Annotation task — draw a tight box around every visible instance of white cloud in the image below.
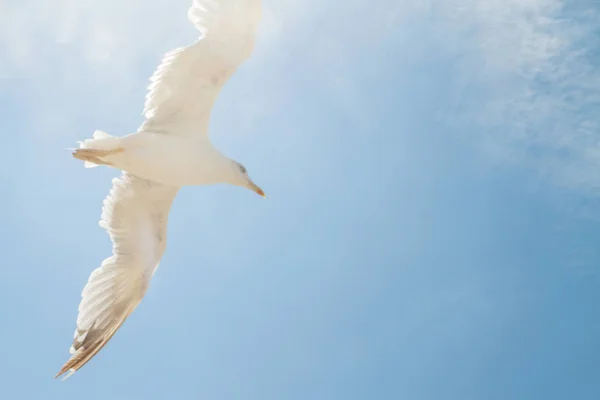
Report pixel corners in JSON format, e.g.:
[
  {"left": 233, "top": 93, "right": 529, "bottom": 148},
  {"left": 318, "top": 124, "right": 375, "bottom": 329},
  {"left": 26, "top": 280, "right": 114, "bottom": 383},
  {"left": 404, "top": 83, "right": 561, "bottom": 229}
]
[{"left": 0, "top": 0, "right": 325, "bottom": 133}]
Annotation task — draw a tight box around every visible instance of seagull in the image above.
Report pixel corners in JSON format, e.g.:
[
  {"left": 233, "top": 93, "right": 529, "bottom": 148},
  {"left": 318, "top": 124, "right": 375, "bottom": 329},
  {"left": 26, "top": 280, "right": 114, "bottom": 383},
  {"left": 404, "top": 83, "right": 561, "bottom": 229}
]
[{"left": 55, "top": 0, "right": 264, "bottom": 380}]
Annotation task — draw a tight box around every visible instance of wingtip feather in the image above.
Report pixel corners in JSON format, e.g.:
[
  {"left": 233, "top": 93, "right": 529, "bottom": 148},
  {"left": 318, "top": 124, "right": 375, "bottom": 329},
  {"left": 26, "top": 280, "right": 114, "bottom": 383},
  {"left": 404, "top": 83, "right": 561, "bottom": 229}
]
[{"left": 54, "top": 363, "right": 76, "bottom": 380}]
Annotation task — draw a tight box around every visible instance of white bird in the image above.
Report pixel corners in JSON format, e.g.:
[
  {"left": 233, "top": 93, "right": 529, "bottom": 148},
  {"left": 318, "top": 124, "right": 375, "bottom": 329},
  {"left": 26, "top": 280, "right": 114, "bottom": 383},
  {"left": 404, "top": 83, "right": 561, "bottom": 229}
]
[{"left": 55, "top": 0, "right": 264, "bottom": 379}]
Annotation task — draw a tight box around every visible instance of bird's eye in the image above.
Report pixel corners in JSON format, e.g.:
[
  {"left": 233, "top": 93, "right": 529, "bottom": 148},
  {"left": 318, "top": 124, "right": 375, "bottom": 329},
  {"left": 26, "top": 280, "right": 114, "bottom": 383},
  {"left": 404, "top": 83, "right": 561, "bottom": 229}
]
[{"left": 239, "top": 164, "right": 247, "bottom": 174}]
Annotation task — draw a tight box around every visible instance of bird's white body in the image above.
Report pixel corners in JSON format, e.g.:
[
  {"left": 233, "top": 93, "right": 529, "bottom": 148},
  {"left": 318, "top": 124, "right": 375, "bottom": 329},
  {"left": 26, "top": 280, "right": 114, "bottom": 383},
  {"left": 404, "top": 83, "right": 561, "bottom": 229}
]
[
  {"left": 56, "top": 0, "right": 265, "bottom": 379},
  {"left": 97, "top": 131, "right": 231, "bottom": 186}
]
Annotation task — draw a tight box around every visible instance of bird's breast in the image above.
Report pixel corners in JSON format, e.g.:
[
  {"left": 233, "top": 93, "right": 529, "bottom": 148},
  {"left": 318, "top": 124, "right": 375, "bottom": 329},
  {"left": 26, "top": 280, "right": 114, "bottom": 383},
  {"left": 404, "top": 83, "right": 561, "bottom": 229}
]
[{"left": 116, "top": 132, "right": 226, "bottom": 187}]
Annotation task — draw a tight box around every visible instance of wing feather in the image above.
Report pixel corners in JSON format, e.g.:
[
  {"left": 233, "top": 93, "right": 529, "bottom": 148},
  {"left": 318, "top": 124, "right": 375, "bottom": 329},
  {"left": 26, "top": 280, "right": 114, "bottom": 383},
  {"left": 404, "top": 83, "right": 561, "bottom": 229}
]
[
  {"left": 55, "top": 174, "right": 179, "bottom": 379},
  {"left": 138, "top": 0, "right": 262, "bottom": 138}
]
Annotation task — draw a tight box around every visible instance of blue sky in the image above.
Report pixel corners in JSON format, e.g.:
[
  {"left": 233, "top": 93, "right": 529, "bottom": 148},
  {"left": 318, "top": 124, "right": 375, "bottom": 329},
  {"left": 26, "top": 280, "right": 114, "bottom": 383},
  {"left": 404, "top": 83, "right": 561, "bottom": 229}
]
[{"left": 1, "top": 0, "right": 600, "bottom": 398}]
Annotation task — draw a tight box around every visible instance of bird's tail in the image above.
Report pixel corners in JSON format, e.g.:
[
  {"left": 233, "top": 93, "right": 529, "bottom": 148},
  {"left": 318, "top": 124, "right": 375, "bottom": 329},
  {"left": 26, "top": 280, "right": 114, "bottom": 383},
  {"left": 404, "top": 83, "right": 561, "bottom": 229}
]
[{"left": 73, "top": 130, "right": 124, "bottom": 168}]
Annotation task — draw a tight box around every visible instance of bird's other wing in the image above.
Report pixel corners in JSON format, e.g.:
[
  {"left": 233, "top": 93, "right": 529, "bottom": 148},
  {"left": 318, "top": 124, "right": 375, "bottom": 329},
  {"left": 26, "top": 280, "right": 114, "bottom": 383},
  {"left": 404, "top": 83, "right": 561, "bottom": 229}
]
[
  {"left": 138, "top": 0, "right": 263, "bottom": 138},
  {"left": 55, "top": 174, "right": 179, "bottom": 379}
]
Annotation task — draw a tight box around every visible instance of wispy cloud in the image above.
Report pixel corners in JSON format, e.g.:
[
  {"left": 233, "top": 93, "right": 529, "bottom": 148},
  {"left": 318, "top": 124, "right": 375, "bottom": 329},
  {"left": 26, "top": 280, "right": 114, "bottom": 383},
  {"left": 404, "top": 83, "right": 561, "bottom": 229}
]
[
  {"left": 428, "top": 0, "right": 600, "bottom": 192},
  {"left": 2, "top": 0, "right": 598, "bottom": 193}
]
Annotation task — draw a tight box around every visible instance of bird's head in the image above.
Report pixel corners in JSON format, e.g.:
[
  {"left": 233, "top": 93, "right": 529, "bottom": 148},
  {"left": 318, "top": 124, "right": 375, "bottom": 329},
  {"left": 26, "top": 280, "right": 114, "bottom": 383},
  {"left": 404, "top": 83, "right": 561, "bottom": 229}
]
[{"left": 228, "top": 160, "right": 266, "bottom": 198}]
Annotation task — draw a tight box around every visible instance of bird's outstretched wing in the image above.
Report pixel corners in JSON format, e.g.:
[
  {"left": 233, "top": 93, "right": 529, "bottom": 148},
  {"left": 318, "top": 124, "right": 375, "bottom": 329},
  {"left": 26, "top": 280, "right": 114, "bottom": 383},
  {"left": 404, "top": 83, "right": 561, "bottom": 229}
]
[
  {"left": 55, "top": 174, "right": 179, "bottom": 379},
  {"left": 139, "top": 0, "right": 263, "bottom": 138}
]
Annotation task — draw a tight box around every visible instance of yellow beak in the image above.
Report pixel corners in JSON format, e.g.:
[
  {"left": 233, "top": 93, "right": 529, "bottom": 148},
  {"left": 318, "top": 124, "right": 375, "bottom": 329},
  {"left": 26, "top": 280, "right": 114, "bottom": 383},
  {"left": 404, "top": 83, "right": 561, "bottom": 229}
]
[{"left": 248, "top": 182, "right": 266, "bottom": 198}]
